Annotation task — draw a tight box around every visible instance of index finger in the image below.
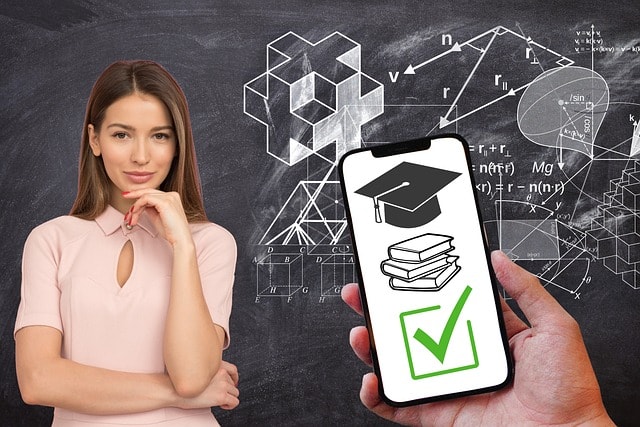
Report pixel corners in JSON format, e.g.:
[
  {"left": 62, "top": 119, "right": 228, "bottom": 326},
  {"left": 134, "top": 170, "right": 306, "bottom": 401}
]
[{"left": 121, "top": 188, "right": 163, "bottom": 198}]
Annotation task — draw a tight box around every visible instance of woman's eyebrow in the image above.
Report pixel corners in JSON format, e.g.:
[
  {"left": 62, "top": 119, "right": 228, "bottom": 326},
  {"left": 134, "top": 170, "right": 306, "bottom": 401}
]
[
  {"left": 106, "top": 123, "right": 174, "bottom": 132},
  {"left": 150, "top": 125, "right": 174, "bottom": 132},
  {"left": 107, "top": 123, "right": 135, "bottom": 130}
]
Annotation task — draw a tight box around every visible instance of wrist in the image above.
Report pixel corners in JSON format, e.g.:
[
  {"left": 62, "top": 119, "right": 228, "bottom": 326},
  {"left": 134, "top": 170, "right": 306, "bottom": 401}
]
[
  {"left": 581, "top": 412, "right": 615, "bottom": 427},
  {"left": 157, "top": 374, "right": 186, "bottom": 409},
  {"left": 568, "top": 404, "right": 615, "bottom": 427},
  {"left": 171, "top": 237, "right": 196, "bottom": 253},
  {"left": 172, "top": 390, "right": 205, "bottom": 410},
  {"left": 163, "top": 375, "right": 197, "bottom": 410}
]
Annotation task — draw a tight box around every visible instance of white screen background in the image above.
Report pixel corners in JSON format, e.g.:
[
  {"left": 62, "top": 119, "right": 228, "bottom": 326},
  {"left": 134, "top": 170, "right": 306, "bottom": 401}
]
[{"left": 341, "top": 136, "right": 510, "bottom": 404}]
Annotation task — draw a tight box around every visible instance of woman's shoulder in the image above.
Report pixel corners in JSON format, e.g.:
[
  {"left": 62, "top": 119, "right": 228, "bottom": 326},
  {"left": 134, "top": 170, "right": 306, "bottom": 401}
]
[
  {"left": 27, "top": 214, "right": 94, "bottom": 244},
  {"left": 189, "top": 221, "right": 236, "bottom": 249}
]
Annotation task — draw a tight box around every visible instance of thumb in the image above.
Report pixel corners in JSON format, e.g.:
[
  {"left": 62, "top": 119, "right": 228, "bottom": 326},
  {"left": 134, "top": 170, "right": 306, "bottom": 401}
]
[{"left": 490, "top": 250, "right": 570, "bottom": 327}]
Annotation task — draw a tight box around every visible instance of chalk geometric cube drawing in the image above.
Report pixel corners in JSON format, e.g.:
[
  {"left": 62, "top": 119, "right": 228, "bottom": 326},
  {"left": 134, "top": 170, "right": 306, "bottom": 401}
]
[
  {"left": 320, "top": 254, "right": 356, "bottom": 297},
  {"left": 244, "top": 31, "right": 384, "bottom": 166},
  {"left": 256, "top": 253, "right": 304, "bottom": 297},
  {"left": 586, "top": 161, "right": 640, "bottom": 289}
]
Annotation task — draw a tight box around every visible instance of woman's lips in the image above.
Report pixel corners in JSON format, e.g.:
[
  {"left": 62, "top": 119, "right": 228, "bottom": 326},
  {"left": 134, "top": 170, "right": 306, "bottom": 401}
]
[{"left": 124, "top": 172, "right": 154, "bottom": 184}]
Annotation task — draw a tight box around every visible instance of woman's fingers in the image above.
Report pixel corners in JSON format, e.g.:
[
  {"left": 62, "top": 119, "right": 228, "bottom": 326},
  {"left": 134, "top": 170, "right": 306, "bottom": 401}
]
[
  {"left": 212, "top": 365, "right": 240, "bottom": 410},
  {"left": 219, "top": 361, "right": 239, "bottom": 386},
  {"left": 122, "top": 189, "right": 164, "bottom": 227},
  {"left": 121, "top": 190, "right": 189, "bottom": 244}
]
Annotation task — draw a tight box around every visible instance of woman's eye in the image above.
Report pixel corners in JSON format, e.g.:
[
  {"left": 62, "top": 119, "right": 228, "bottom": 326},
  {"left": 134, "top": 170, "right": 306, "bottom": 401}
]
[
  {"left": 113, "top": 132, "right": 128, "bottom": 140},
  {"left": 153, "top": 133, "right": 171, "bottom": 141}
]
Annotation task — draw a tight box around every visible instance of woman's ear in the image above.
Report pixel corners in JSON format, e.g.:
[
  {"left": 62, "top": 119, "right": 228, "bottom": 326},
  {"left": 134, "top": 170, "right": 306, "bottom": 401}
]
[{"left": 87, "top": 124, "right": 101, "bottom": 156}]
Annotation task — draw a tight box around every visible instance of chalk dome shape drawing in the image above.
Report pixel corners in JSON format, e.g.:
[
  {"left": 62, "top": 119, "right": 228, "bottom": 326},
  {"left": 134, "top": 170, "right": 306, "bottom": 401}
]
[{"left": 517, "top": 66, "right": 609, "bottom": 158}]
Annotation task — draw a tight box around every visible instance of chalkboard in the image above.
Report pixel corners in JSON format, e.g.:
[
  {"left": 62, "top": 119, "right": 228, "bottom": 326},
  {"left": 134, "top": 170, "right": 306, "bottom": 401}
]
[{"left": 1, "top": 1, "right": 639, "bottom": 425}]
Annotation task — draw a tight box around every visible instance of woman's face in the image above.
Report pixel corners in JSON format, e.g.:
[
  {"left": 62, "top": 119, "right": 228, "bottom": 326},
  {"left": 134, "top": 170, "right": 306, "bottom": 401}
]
[{"left": 88, "top": 92, "right": 176, "bottom": 211}]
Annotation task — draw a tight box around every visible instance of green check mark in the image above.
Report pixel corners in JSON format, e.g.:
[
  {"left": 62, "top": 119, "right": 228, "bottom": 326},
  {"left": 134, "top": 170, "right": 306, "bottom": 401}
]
[{"left": 412, "top": 285, "right": 472, "bottom": 363}]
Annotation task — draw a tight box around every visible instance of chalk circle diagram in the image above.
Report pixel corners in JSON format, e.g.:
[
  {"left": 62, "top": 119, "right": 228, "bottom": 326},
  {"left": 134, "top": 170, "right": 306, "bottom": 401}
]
[{"left": 517, "top": 66, "right": 610, "bottom": 159}]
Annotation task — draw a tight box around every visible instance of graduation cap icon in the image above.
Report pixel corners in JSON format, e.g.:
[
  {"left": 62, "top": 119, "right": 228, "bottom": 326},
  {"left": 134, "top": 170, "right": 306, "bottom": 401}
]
[{"left": 355, "top": 161, "right": 461, "bottom": 228}]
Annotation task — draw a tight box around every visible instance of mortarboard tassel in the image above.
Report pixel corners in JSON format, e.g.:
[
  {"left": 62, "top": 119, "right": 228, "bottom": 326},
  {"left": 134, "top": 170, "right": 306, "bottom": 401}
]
[
  {"left": 373, "top": 182, "right": 410, "bottom": 223},
  {"left": 374, "top": 199, "right": 382, "bottom": 223}
]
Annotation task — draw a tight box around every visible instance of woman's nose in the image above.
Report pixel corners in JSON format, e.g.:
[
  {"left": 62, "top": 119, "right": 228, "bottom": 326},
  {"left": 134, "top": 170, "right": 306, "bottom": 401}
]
[{"left": 131, "top": 139, "right": 150, "bottom": 165}]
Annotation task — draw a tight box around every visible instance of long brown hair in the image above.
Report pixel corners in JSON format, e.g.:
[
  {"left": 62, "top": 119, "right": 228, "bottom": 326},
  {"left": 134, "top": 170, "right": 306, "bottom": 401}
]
[{"left": 70, "top": 60, "right": 208, "bottom": 222}]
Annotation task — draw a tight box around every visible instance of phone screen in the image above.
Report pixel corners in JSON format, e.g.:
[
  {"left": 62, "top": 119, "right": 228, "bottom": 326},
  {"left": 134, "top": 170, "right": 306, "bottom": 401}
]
[{"left": 340, "top": 134, "right": 512, "bottom": 406}]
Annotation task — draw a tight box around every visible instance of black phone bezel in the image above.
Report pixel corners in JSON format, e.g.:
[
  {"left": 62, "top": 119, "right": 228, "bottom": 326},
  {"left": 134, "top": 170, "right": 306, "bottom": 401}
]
[{"left": 338, "top": 133, "right": 514, "bottom": 407}]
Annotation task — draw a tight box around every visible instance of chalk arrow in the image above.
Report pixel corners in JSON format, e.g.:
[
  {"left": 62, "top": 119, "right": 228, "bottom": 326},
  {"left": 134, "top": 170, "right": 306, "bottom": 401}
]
[
  {"left": 439, "top": 88, "right": 516, "bottom": 129},
  {"left": 557, "top": 123, "right": 566, "bottom": 169},
  {"left": 404, "top": 42, "right": 462, "bottom": 74}
]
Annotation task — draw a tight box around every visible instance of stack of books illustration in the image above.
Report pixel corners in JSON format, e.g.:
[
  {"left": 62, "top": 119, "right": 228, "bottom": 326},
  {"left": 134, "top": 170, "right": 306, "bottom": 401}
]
[{"left": 381, "top": 233, "right": 461, "bottom": 291}]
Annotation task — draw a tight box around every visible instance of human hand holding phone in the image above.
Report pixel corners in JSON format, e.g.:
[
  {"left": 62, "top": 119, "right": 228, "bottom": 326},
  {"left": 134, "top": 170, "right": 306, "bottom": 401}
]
[{"left": 342, "top": 251, "right": 614, "bottom": 426}]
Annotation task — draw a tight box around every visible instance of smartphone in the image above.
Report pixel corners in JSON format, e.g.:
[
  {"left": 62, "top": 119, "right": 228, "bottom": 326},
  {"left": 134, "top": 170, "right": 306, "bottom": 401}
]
[{"left": 339, "top": 134, "right": 512, "bottom": 406}]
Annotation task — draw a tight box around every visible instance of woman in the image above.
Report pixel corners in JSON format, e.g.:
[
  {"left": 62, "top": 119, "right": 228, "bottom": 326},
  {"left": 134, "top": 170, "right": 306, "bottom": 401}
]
[{"left": 14, "top": 60, "right": 239, "bottom": 426}]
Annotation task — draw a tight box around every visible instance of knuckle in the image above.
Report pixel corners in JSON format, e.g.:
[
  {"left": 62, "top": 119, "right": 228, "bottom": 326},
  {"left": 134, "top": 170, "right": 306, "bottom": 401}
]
[{"left": 564, "top": 315, "right": 581, "bottom": 332}]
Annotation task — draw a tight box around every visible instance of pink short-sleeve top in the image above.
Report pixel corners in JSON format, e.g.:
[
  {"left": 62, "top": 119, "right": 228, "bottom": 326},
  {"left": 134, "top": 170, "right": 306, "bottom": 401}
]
[{"left": 14, "top": 205, "right": 237, "bottom": 426}]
